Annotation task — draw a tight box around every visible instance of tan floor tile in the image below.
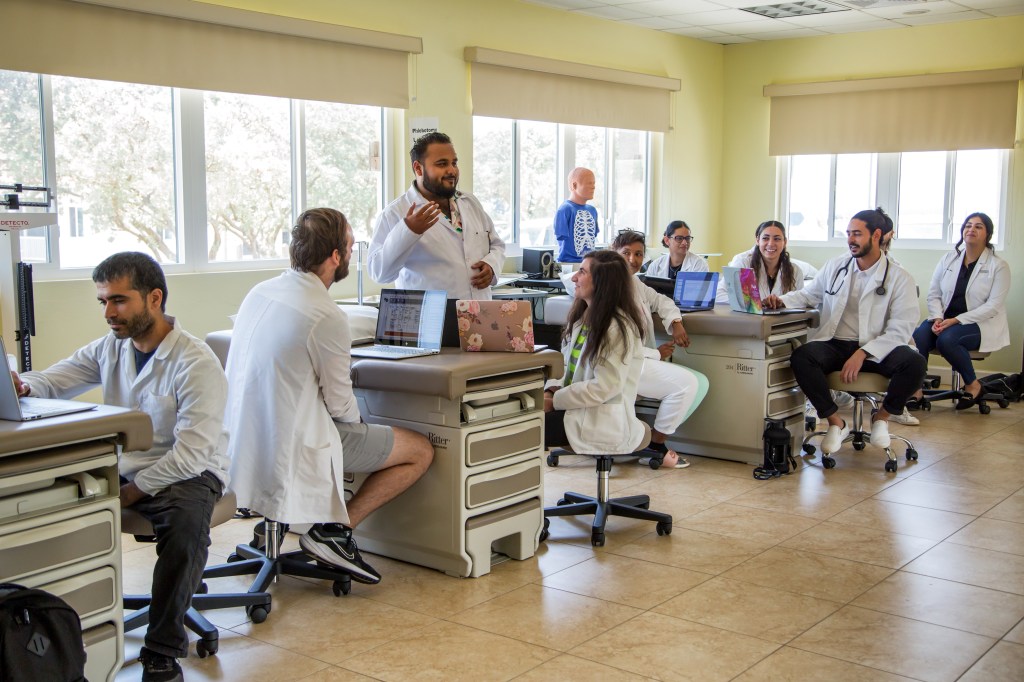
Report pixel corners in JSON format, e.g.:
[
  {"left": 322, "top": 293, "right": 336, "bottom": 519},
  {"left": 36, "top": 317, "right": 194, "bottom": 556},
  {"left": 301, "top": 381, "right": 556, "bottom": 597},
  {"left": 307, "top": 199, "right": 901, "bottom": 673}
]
[
  {"left": 773, "top": 467, "right": 901, "bottom": 499},
  {"left": 676, "top": 503, "right": 819, "bottom": 546},
  {"left": 948, "top": 517, "right": 1024, "bottom": 556},
  {"left": 569, "top": 611, "right": 778, "bottom": 681},
  {"left": 341, "top": 621, "right": 556, "bottom": 681},
  {"left": 732, "top": 646, "right": 916, "bottom": 681},
  {"left": 608, "top": 526, "right": 768, "bottom": 575},
  {"left": 829, "top": 498, "right": 975, "bottom": 540},
  {"left": 976, "top": 437, "right": 1024, "bottom": 457},
  {"left": 118, "top": 630, "right": 329, "bottom": 682},
  {"left": 450, "top": 583, "right": 641, "bottom": 651},
  {"left": 959, "top": 641, "right": 1024, "bottom": 682},
  {"left": 617, "top": 469, "right": 764, "bottom": 506},
  {"left": 722, "top": 547, "right": 893, "bottom": 602},
  {"left": 791, "top": 605, "right": 995, "bottom": 682},
  {"left": 667, "top": 453, "right": 771, "bottom": 480},
  {"left": 540, "top": 553, "right": 709, "bottom": 608},
  {"left": 904, "top": 542, "right": 1024, "bottom": 594},
  {"left": 873, "top": 478, "right": 1007, "bottom": 515},
  {"left": 513, "top": 653, "right": 647, "bottom": 681},
  {"left": 233, "top": 591, "right": 435, "bottom": 664},
  {"left": 909, "top": 424, "right": 1002, "bottom": 447},
  {"left": 543, "top": 510, "right": 665, "bottom": 549},
  {"left": 207, "top": 516, "right": 261, "bottom": 558},
  {"left": 728, "top": 484, "right": 863, "bottom": 519},
  {"left": 299, "top": 666, "right": 378, "bottom": 681},
  {"left": 851, "top": 571, "right": 1024, "bottom": 639},
  {"left": 653, "top": 576, "right": 841, "bottom": 644},
  {"left": 909, "top": 452, "right": 1024, "bottom": 495},
  {"left": 781, "top": 521, "right": 937, "bottom": 569},
  {"left": 485, "top": 537, "right": 597, "bottom": 583},
  {"left": 984, "top": 492, "right": 1024, "bottom": 523},
  {"left": 1005, "top": 618, "right": 1024, "bottom": 644}
]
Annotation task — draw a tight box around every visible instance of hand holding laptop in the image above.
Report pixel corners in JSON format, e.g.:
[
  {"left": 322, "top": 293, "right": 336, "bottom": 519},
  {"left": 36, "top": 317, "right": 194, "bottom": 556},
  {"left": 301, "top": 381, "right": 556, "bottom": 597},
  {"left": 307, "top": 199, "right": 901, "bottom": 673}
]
[{"left": 9, "top": 371, "right": 29, "bottom": 397}]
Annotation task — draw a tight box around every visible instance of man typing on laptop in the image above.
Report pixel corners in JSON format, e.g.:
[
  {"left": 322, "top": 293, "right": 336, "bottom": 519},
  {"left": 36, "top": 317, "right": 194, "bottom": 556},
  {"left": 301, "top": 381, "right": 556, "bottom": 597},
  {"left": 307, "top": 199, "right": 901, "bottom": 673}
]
[{"left": 11, "top": 252, "right": 229, "bottom": 682}]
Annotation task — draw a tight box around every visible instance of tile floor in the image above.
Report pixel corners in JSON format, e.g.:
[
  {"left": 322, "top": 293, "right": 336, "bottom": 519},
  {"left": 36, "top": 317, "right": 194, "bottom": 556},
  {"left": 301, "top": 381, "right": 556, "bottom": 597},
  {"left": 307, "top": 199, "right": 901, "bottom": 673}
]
[{"left": 117, "top": 399, "right": 1024, "bottom": 681}]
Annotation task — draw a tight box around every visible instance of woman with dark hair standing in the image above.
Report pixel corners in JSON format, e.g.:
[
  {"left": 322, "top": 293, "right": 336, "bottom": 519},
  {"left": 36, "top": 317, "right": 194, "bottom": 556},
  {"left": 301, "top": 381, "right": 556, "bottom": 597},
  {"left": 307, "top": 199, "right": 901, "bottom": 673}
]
[
  {"left": 719, "top": 220, "right": 804, "bottom": 302},
  {"left": 543, "top": 250, "right": 649, "bottom": 456},
  {"left": 646, "top": 220, "right": 708, "bottom": 278},
  {"left": 911, "top": 212, "right": 1010, "bottom": 409}
]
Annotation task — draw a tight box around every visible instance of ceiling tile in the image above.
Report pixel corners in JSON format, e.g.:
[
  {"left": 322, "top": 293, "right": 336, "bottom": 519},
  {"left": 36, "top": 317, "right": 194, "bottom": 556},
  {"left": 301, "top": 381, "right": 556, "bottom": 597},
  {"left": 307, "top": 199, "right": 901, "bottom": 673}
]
[
  {"left": 711, "top": 17, "right": 800, "bottom": 31},
  {"left": 740, "top": 26, "right": 831, "bottom": 37},
  {"left": 861, "top": 0, "right": 966, "bottom": 18},
  {"left": 820, "top": 17, "right": 904, "bottom": 29},
  {"left": 949, "top": 0, "right": 1024, "bottom": 8},
  {"left": 524, "top": 0, "right": 607, "bottom": 10},
  {"left": 779, "top": 8, "right": 880, "bottom": 24},
  {"left": 666, "top": 8, "right": 765, "bottom": 23},
  {"left": 709, "top": 34, "right": 758, "bottom": 42},
  {"left": 664, "top": 24, "right": 733, "bottom": 35},
  {"left": 894, "top": 8, "right": 991, "bottom": 21},
  {"left": 622, "top": 15, "right": 693, "bottom": 26},
  {"left": 572, "top": 5, "right": 651, "bottom": 18},
  {"left": 619, "top": 0, "right": 725, "bottom": 13},
  {"left": 981, "top": 3, "right": 1024, "bottom": 12}
]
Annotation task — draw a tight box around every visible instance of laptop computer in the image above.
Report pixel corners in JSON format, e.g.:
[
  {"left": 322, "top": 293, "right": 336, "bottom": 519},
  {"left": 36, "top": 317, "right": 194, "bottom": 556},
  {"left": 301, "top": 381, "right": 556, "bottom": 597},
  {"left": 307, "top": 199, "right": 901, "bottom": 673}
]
[
  {"left": 722, "top": 267, "right": 810, "bottom": 316},
  {"left": 456, "top": 300, "right": 535, "bottom": 352},
  {"left": 673, "top": 272, "right": 719, "bottom": 313},
  {"left": 350, "top": 289, "right": 447, "bottom": 360},
  {"left": 0, "top": 338, "right": 98, "bottom": 421}
]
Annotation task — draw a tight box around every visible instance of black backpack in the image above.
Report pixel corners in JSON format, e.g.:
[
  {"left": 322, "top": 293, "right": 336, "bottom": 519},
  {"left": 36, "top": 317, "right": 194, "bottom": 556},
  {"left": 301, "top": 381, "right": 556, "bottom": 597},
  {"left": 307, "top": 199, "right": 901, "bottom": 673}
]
[{"left": 0, "top": 583, "right": 87, "bottom": 682}]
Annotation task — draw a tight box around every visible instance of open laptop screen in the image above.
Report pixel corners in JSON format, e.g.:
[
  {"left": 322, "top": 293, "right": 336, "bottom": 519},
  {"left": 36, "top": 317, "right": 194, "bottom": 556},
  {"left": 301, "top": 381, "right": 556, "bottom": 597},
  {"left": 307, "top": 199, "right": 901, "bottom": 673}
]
[
  {"left": 673, "top": 272, "right": 719, "bottom": 309},
  {"left": 375, "top": 289, "right": 446, "bottom": 349}
]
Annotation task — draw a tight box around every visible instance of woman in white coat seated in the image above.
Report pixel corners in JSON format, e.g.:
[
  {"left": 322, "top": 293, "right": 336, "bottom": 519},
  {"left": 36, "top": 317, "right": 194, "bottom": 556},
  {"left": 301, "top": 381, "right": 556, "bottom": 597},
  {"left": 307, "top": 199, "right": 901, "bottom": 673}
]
[
  {"left": 719, "top": 220, "right": 804, "bottom": 303},
  {"left": 645, "top": 220, "right": 708, "bottom": 278},
  {"left": 613, "top": 230, "right": 709, "bottom": 468},
  {"left": 911, "top": 212, "right": 1010, "bottom": 410},
  {"left": 543, "top": 250, "right": 649, "bottom": 460}
]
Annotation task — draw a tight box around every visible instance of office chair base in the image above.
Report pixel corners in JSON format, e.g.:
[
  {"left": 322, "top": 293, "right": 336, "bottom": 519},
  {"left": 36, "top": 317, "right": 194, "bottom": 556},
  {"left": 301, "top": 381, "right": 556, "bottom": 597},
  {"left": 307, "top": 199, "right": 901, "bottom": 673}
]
[
  {"left": 803, "top": 429, "right": 917, "bottom": 472},
  {"left": 226, "top": 542, "right": 354, "bottom": 603}
]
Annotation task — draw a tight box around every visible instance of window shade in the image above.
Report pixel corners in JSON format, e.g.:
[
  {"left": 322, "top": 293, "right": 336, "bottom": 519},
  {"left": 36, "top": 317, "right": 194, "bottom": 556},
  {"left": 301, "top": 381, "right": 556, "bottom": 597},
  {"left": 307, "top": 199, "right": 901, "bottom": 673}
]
[
  {"left": 765, "top": 68, "right": 1022, "bottom": 156},
  {"left": 0, "top": 0, "right": 422, "bottom": 108},
  {"left": 465, "top": 47, "right": 680, "bottom": 133}
]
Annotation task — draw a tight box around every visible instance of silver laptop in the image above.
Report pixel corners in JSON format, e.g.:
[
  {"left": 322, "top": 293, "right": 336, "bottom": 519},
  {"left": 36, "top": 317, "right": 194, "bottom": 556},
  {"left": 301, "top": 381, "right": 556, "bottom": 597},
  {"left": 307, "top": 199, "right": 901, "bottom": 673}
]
[
  {"left": 673, "top": 272, "right": 719, "bottom": 313},
  {"left": 722, "top": 266, "right": 811, "bottom": 316},
  {"left": 350, "top": 289, "right": 447, "bottom": 360},
  {"left": 0, "top": 338, "right": 98, "bottom": 421}
]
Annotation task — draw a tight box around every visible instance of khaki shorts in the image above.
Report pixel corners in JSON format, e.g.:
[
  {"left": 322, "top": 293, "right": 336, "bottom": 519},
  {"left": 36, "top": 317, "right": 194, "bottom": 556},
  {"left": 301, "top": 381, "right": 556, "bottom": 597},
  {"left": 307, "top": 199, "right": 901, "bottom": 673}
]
[{"left": 335, "top": 422, "right": 395, "bottom": 473}]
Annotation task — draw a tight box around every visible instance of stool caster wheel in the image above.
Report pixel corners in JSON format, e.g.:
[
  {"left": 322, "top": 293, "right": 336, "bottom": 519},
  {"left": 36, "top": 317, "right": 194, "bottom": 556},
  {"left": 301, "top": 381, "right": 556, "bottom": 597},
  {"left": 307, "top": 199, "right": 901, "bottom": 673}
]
[
  {"left": 979, "top": 403, "right": 991, "bottom": 415},
  {"left": 247, "top": 604, "right": 270, "bottom": 624},
  {"left": 921, "top": 399, "right": 931, "bottom": 411},
  {"left": 821, "top": 456, "right": 836, "bottom": 469},
  {"left": 332, "top": 579, "right": 351, "bottom": 597},
  {"left": 853, "top": 441, "right": 865, "bottom": 451},
  {"left": 556, "top": 498, "right": 571, "bottom": 506},
  {"left": 803, "top": 444, "right": 816, "bottom": 456},
  {"left": 905, "top": 448, "right": 918, "bottom": 461},
  {"left": 656, "top": 521, "right": 672, "bottom": 536},
  {"left": 227, "top": 553, "right": 242, "bottom": 563},
  {"left": 998, "top": 399, "right": 1009, "bottom": 409},
  {"left": 805, "top": 417, "right": 816, "bottom": 432},
  {"left": 884, "top": 459, "right": 898, "bottom": 473},
  {"left": 648, "top": 457, "right": 662, "bottom": 470},
  {"left": 196, "top": 582, "right": 208, "bottom": 595},
  {"left": 539, "top": 518, "right": 550, "bottom": 543},
  {"left": 546, "top": 454, "right": 559, "bottom": 467},
  {"left": 930, "top": 377, "right": 941, "bottom": 388},
  {"left": 591, "top": 532, "right": 605, "bottom": 547},
  {"left": 196, "top": 637, "right": 218, "bottom": 658}
]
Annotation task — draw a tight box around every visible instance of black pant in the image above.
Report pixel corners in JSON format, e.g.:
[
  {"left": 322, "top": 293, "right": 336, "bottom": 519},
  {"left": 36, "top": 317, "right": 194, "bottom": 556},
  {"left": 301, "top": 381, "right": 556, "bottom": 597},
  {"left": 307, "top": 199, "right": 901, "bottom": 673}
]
[
  {"left": 127, "top": 471, "right": 222, "bottom": 658},
  {"left": 791, "top": 339, "right": 927, "bottom": 419},
  {"left": 545, "top": 409, "right": 569, "bottom": 449}
]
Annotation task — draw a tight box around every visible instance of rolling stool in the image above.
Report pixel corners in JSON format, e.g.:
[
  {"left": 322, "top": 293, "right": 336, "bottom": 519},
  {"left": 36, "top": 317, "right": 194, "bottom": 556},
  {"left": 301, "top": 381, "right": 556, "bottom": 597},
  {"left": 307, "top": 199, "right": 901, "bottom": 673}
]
[
  {"left": 915, "top": 351, "right": 1009, "bottom": 415},
  {"left": 541, "top": 424, "right": 672, "bottom": 547},
  {"left": 802, "top": 372, "right": 918, "bottom": 473},
  {"left": 122, "top": 491, "right": 272, "bottom": 658}
]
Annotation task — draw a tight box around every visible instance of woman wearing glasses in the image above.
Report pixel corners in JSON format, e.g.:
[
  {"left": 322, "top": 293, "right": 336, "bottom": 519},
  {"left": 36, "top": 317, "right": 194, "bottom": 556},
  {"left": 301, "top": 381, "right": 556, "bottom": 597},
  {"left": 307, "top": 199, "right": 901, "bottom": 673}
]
[
  {"left": 645, "top": 220, "right": 708, "bottom": 278},
  {"left": 719, "top": 220, "right": 804, "bottom": 302}
]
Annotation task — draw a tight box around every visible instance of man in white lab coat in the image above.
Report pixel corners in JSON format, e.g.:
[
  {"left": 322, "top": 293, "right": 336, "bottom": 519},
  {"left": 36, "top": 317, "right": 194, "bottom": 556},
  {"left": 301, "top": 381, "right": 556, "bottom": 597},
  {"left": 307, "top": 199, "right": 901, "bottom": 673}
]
[
  {"left": 764, "top": 208, "right": 926, "bottom": 455},
  {"left": 368, "top": 132, "right": 505, "bottom": 300},
  {"left": 13, "top": 252, "right": 229, "bottom": 682},
  {"left": 225, "top": 208, "right": 433, "bottom": 586}
]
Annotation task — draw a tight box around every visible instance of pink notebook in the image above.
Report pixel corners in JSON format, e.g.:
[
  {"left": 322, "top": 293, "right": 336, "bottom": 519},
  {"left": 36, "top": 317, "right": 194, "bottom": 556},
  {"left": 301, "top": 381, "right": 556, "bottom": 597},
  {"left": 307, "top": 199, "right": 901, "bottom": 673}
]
[{"left": 456, "top": 300, "right": 535, "bottom": 352}]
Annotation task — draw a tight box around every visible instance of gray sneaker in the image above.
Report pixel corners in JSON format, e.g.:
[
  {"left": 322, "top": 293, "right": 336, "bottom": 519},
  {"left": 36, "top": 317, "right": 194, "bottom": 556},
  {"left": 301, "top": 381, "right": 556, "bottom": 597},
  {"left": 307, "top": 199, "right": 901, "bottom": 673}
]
[
  {"left": 300, "top": 523, "right": 381, "bottom": 584},
  {"left": 890, "top": 409, "right": 920, "bottom": 426},
  {"left": 140, "top": 646, "right": 183, "bottom": 682}
]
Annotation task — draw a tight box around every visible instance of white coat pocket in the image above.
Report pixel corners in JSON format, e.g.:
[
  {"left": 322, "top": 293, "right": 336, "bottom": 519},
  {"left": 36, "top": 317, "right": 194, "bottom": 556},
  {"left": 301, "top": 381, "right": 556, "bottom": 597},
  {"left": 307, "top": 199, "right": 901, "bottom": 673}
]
[{"left": 140, "top": 393, "right": 177, "bottom": 444}]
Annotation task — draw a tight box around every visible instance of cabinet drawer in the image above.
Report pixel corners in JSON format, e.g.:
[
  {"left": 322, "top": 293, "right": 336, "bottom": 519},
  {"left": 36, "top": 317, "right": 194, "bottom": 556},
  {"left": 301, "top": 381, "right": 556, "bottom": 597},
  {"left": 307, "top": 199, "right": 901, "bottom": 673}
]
[
  {"left": 465, "top": 418, "right": 543, "bottom": 466},
  {"left": 767, "top": 386, "right": 804, "bottom": 418},
  {"left": 34, "top": 565, "right": 118, "bottom": 620},
  {"left": 767, "top": 360, "right": 795, "bottom": 389},
  {"left": 83, "top": 621, "right": 119, "bottom": 682},
  {"left": 465, "top": 459, "right": 541, "bottom": 508},
  {"left": 0, "top": 509, "right": 116, "bottom": 583}
]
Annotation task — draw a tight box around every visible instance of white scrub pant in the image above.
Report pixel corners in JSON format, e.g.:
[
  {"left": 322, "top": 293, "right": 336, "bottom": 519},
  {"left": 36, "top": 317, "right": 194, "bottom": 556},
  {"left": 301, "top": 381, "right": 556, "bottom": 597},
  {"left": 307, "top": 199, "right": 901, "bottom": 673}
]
[{"left": 637, "top": 358, "right": 708, "bottom": 435}]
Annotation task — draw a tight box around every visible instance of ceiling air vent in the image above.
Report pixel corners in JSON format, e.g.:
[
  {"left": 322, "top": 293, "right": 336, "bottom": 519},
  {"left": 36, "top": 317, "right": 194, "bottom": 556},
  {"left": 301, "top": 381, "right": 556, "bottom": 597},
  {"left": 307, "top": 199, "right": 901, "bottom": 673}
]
[{"left": 740, "top": 1, "right": 850, "bottom": 18}]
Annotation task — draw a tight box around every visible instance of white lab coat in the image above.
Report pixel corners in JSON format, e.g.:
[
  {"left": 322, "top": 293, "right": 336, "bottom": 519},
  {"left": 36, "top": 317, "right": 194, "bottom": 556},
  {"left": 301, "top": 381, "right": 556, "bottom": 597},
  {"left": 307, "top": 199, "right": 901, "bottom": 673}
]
[
  {"left": 225, "top": 269, "right": 361, "bottom": 525},
  {"left": 368, "top": 184, "right": 506, "bottom": 301},
  {"left": 925, "top": 248, "right": 1010, "bottom": 353},
  {"left": 546, "top": 318, "right": 646, "bottom": 454},
  {"left": 22, "top": 321, "right": 230, "bottom": 495},
  {"left": 645, "top": 252, "right": 708, "bottom": 277},
  {"left": 718, "top": 250, "right": 805, "bottom": 303},
  {"left": 781, "top": 253, "right": 918, "bottom": 362}
]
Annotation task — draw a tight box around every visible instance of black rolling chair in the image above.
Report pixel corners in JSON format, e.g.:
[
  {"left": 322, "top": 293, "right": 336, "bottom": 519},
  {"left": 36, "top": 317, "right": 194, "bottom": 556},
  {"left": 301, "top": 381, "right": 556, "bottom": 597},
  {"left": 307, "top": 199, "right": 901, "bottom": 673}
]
[
  {"left": 915, "top": 350, "right": 1009, "bottom": 415},
  {"left": 541, "top": 424, "right": 672, "bottom": 547}
]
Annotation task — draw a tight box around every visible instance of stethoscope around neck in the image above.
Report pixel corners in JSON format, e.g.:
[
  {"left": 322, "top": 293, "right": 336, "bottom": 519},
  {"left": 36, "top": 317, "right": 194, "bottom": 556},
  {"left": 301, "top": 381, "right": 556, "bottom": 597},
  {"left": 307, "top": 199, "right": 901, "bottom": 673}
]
[{"left": 825, "top": 256, "right": 890, "bottom": 297}]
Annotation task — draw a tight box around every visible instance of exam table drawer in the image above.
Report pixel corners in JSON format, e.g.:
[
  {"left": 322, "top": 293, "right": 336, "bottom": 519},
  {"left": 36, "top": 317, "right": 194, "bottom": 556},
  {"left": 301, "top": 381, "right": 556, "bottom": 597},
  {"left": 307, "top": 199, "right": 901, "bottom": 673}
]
[
  {"left": 0, "top": 508, "right": 116, "bottom": 583},
  {"left": 465, "top": 418, "right": 543, "bottom": 467},
  {"left": 766, "top": 386, "right": 804, "bottom": 418},
  {"left": 465, "top": 459, "right": 542, "bottom": 508},
  {"left": 766, "top": 360, "right": 796, "bottom": 389},
  {"left": 32, "top": 565, "right": 118, "bottom": 620}
]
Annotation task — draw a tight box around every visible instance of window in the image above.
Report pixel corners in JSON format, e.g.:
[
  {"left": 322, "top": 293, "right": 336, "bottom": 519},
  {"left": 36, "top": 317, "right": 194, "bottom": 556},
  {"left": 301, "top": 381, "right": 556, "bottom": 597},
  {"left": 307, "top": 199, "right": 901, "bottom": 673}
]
[
  {"left": 472, "top": 117, "right": 649, "bottom": 247},
  {"left": 1, "top": 69, "right": 385, "bottom": 275},
  {"left": 782, "top": 150, "right": 1008, "bottom": 247}
]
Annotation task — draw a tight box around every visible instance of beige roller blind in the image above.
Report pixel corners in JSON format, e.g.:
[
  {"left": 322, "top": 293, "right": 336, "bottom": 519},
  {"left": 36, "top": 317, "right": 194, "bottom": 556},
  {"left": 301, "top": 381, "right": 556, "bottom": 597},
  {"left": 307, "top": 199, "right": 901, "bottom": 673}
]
[
  {"left": 766, "top": 68, "right": 1022, "bottom": 156},
  {"left": 466, "top": 47, "right": 680, "bottom": 132},
  {"left": 0, "top": 0, "right": 422, "bottom": 108}
]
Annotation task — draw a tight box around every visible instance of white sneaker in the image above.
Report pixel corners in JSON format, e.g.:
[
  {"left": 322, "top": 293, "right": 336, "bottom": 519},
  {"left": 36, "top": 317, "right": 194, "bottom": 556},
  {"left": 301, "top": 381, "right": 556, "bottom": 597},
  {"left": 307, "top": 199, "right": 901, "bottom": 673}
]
[
  {"left": 833, "top": 390, "right": 855, "bottom": 409},
  {"left": 889, "top": 409, "right": 919, "bottom": 426},
  {"left": 870, "top": 419, "right": 891, "bottom": 449},
  {"left": 821, "top": 420, "right": 849, "bottom": 454}
]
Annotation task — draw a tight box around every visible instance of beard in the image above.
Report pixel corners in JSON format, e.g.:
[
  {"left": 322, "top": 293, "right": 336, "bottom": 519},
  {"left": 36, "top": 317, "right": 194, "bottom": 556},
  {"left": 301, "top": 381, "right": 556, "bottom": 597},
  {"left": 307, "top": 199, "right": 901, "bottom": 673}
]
[
  {"left": 333, "top": 260, "right": 349, "bottom": 283},
  {"left": 421, "top": 172, "right": 458, "bottom": 199},
  {"left": 108, "top": 308, "right": 156, "bottom": 340},
  {"left": 850, "top": 240, "right": 875, "bottom": 259}
]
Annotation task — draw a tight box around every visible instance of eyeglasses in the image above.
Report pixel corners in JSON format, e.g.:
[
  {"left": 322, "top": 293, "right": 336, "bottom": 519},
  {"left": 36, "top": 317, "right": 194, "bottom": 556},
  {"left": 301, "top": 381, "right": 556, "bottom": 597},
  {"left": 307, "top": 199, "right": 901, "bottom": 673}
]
[{"left": 669, "top": 236, "right": 694, "bottom": 244}]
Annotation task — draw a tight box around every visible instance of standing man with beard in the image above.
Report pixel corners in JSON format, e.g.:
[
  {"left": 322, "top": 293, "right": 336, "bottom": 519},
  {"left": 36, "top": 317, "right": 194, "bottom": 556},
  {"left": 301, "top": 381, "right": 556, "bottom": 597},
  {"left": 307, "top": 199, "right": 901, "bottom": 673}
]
[
  {"left": 11, "top": 252, "right": 229, "bottom": 682},
  {"left": 369, "top": 132, "right": 505, "bottom": 300},
  {"left": 763, "top": 208, "right": 925, "bottom": 458},
  {"left": 224, "top": 208, "right": 432, "bottom": 585}
]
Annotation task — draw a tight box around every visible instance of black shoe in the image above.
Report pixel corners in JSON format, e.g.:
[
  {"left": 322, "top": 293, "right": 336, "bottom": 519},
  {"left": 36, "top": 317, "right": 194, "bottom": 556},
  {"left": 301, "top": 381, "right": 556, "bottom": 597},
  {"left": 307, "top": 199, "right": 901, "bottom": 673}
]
[
  {"left": 299, "top": 523, "right": 381, "bottom": 584},
  {"left": 140, "top": 647, "right": 183, "bottom": 682},
  {"left": 906, "top": 397, "right": 922, "bottom": 412},
  {"left": 955, "top": 394, "right": 977, "bottom": 410}
]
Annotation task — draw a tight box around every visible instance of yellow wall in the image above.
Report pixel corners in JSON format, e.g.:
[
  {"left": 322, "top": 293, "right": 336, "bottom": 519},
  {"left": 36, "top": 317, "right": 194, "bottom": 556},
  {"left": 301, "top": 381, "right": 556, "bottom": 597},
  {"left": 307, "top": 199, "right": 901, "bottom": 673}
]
[{"left": 721, "top": 14, "right": 1024, "bottom": 374}]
